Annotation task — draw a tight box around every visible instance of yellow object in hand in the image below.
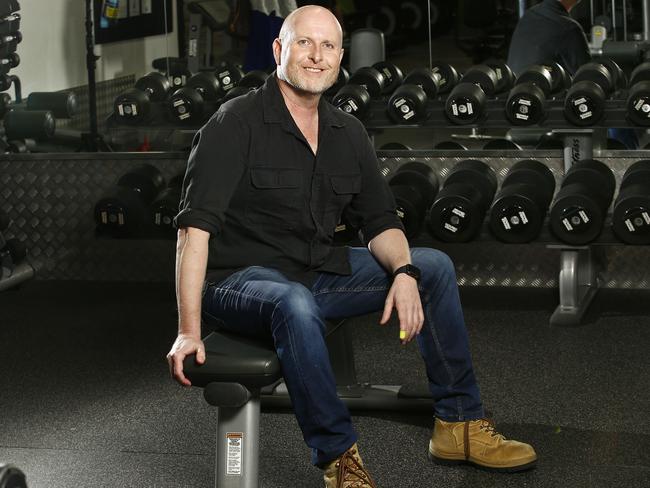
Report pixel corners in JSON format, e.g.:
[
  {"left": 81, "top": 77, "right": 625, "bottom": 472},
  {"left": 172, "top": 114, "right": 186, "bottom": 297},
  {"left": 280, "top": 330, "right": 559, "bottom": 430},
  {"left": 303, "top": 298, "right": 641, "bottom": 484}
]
[{"left": 400, "top": 330, "right": 406, "bottom": 340}]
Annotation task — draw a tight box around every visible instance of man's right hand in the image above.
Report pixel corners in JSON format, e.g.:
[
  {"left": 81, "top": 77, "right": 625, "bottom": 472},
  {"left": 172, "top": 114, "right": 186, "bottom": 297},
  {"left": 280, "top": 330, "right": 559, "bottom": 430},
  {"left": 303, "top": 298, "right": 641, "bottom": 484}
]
[{"left": 166, "top": 333, "right": 206, "bottom": 386}]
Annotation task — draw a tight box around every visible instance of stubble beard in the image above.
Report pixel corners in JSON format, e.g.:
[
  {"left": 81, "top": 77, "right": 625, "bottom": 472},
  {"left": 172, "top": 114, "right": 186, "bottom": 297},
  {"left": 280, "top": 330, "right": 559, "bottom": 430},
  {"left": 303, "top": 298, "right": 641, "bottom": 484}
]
[{"left": 280, "top": 64, "right": 339, "bottom": 95}]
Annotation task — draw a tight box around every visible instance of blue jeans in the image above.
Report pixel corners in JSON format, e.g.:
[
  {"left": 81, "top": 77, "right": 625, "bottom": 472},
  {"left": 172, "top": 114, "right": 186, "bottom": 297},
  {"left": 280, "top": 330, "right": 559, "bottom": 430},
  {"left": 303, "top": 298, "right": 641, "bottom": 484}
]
[{"left": 202, "top": 247, "right": 484, "bottom": 465}]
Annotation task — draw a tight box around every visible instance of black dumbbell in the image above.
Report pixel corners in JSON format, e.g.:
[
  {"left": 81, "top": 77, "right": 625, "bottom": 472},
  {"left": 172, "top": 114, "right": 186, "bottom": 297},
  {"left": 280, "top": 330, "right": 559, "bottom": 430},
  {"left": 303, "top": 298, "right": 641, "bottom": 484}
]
[
  {"left": 387, "top": 67, "right": 441, "bottom": 124},
  {"left": 94, "top": 164, "right": 166, "bottom": 237},
  {"left": 151, "top": 173, "right": 184, "bottom": 235},
  {"left": 427, "top": 159, "right": 497, "bottom": 242},
  {"left": 594, "top": 57, "right": 627, "bottom": 90},
  {"left": 434, "top": 140, "right": 467, "bottom": 150},
  {"left": 483, "top": 139, "right": 522, "bottom": 150},
  {"left": 430, "top": 61, "right": 461, "bottom": 95},
  {"left": 626, "top": 61, "right": 650, "bottom": 126},
  {"left": 3, "top": 110, "right": 55, "bottom": 140},
  {"left": 444, "top": 65, "right": 498, "bottom": 125},
  {"left": 549, "top": 159, "right": 616, "bottom": 245},
  {"left": 0, "top": 52, "right": 18, "bottom": 73},
  {"left": 220, "top": 85, "right": 255, "bottom": 104},
  {"left": 0, "top": 72, "right": 15, "bottom": 91},
  {"left": 484, "top": 59, "right": 515, "bottom": 94},
  {"left": 0, "top": 30, "right": 20, "bottom": 55},
  {"left": 238, "top": 70, "right": 269, "bottom": 89},
  {"left": 332, "top": 66, "right": 386, "bottom": 119},
  {"left": 0, "top": 12, "right": 20, "bottom": 35},
  {"left": 0, "top": 1, "right": 20, "bottom": 17},
  {"left": 324, "top": 66, "right": 350, "bottom": 98},
  {"left": 540, "top": 60, "right": 572, "bottom": 93},
  {"left": 26, "top": 91, "right": 77, "bottom": 118},
  {"left": 536, "top": 134, "right": 564, "bottom": 149},
  {"left": 388, "top": 162, "right": 439, "bottom": 239},
  {"left": 505, "top": 65, "right": 554, "bottom": 125},
  {"left": 612, "top": 160, "right": 650, "bottom": 244},
  {"left": 489, "top": 159, "right": 556, "bottom": 243},
  {"left": 215, "top": 61, "right": 245, "bottom": 93},
  {"left": 564, "top": 62, "right": 621, "bottom": 126},
  {"left": 0, "top": 92, "right": 11, "bottom": 118},
  {"left": 372, "top": 61, "right": 404, "bottom": 95},
  {"left": 114, "top": 72, "right": 172, "bottom": 123},
  {"left": 168, "top": 72, "right": 222, "bottom": 123}
]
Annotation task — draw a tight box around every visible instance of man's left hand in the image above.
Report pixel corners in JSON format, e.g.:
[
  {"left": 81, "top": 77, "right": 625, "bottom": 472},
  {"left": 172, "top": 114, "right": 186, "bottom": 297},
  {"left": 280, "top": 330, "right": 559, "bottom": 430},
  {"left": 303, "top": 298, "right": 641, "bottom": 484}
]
[{"left": 379, "top": 274, "right": 424, "bottom": 344}]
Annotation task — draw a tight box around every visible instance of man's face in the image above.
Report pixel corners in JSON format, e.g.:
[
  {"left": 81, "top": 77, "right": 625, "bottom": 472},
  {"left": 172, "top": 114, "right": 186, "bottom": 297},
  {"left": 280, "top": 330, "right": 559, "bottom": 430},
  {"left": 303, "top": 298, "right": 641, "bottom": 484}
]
[{"left": 274, "top": 11, "right": 343, "bottom": 95}]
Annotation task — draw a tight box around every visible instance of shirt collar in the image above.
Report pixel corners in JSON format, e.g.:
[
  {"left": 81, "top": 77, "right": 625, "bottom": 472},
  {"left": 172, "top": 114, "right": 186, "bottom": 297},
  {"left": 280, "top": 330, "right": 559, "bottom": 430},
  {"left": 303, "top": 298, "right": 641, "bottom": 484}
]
[{"left": 262, "top": 74, "right": 346, "bottom": 128}]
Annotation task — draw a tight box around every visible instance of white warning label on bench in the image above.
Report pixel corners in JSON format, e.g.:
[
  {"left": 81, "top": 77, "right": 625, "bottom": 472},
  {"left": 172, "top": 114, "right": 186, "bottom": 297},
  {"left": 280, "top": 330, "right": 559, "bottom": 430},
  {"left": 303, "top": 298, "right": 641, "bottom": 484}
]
[{"left": 226, "top": 432, "right": 243, "bottom": 476}]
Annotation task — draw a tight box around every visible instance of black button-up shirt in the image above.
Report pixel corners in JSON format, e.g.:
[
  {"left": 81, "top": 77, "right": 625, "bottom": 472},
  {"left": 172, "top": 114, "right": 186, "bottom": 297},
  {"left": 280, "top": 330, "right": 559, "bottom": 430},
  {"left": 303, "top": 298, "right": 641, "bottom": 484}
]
[
  {"left": 507, "top": 0, "right": 590, "bottom": 76},
  {"left": 175, "top": 75, "right": 403, "bottom": 287}
]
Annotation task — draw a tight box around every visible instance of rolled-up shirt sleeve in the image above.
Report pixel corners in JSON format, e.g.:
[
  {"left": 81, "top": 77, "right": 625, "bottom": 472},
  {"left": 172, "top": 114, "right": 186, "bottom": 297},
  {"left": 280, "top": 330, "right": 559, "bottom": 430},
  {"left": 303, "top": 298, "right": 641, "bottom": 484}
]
[
  {"left": 174, "top": 110, "right": 249, "bottom": 235},
  {"left": 346, "top": 126, "right": 405, "bottom": 243}
]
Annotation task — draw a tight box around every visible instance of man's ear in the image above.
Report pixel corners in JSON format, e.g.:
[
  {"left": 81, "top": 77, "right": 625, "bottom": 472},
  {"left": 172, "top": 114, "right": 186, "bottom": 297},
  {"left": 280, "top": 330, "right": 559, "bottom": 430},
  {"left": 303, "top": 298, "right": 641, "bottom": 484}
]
[
  {"left": 339, "top": 48, "right": 344, "bottom": 62},
  {"left": 272, "top": 38, "right": 282, "bottom": 66}
]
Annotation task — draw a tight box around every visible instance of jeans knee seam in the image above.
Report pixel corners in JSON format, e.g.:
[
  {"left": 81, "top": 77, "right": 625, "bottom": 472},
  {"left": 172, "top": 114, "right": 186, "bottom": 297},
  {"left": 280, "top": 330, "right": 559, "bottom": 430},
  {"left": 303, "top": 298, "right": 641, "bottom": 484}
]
[{"left": 312, "top": 285, "right": 389, "bottom": 296}]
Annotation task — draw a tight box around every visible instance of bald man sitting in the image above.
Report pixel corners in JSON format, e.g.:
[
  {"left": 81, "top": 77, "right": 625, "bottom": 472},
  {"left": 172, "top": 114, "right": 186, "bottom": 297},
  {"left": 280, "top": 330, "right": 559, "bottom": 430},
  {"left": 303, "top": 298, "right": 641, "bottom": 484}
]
[{"left": 167, "top": 6, "right": 537, "bottom": 487}]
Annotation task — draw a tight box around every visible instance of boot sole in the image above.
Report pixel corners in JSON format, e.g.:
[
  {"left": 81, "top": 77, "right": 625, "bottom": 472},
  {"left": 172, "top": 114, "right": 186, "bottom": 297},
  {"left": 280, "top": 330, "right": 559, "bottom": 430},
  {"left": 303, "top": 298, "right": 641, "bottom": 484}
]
[{"left": 428, "top": 450, "right": 537, "bottom": 473}]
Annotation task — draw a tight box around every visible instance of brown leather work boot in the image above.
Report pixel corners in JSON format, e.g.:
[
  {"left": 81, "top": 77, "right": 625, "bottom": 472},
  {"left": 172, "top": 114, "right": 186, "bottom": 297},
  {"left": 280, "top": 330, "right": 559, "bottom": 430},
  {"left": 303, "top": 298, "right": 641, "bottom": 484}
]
[
  {"left": 323, "top": 443, "right": 377, "bottom": 488},
  {"left": 428, "top": 418, "right": 537, "bottom": 472}
]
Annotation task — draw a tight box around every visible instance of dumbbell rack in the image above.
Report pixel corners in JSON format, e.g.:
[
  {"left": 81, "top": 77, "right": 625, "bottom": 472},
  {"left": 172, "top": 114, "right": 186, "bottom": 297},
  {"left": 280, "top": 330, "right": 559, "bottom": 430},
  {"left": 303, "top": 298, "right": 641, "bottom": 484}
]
[
  {"left": 377, "top": 125, "right": 640, "bottom": 327},
  {"left": 360, "top": 97, "right": 634, "bottom": 129}
]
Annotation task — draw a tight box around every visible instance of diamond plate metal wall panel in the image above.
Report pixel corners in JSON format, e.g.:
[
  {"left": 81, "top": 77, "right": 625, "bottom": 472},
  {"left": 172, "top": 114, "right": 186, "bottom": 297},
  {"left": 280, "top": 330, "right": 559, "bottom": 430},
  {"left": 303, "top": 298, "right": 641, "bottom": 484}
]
[
  {"left": 0, "top": 153, "right": 186, "bottom": 281},
  {"left": 2, "top": 151, "right": 650, "bottom": 286}
]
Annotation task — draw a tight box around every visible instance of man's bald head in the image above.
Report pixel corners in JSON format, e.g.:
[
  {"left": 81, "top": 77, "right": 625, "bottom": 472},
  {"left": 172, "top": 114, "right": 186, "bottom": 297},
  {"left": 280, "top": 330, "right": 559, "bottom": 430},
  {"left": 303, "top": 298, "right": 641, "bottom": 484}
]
[
  {"left": 278, "top": 5, "right": 343, "bottom": 47},
  {"left": 272, "top": 5, "right": 344, "bottom": 96}
]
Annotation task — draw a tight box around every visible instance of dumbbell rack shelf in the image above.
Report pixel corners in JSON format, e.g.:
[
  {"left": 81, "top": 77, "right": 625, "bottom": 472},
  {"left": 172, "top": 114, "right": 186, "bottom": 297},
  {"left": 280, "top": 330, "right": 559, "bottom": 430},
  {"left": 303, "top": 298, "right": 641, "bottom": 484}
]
[{"left": 361, "top": 98, "right": 634, "bottom": 129}]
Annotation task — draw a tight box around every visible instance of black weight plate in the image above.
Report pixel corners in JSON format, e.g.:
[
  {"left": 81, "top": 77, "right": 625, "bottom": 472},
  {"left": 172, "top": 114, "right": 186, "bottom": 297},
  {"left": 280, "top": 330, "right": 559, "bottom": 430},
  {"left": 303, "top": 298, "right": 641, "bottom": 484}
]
[
  {"left": 389, "top": 161, "right": 439, "bottom": 208},
  {"left": 135, "top": 72, "right": 171, "bottom": 101},
  {"left": 503, "top": 159, "right": 556, "bottom": 201},
  {"left": 516, "top": 65, "right": 553, "bottom": 96},
  {"left": 373, "top": 61, "right": 404, "bottom": 95},
  {"left": 428, "top": 185, "right": 484, "bottom": 242},
  {"left": 484, "top": 59, "right": 515, "bottom": 93},
  {"left": 238, "top": 70, "right": 269, "bottom": 89},
  {"left": 187, "top": 71, "right": 222, "bottom": 100},
  {"left": 168, "top": 87, "right": 204, "bottom": 123},
  {"left": 215, "top": 61, "right": 244, "bottom": 92},
  {"left": 626, "top": 81, "right": 650, "bottom": 126},
  {"left": 445, "top": 161, "right": 497, "bottom": 212},
  {"left": 621, "top": 160, "right": 650, "bottom": 188},
  {"left": 564, "top": 159, "right": 616, "bottom": 202},
  {"left": 117, "top": 164, "right": 165, "bottom": 201},
  {"left": 573, "top": 62, "right": 614, "bottom": 94},
  {"left": 505, "top": 82, "right": 546, "bottom": 125},
  {"left": 349, "top": 66, "right": 385, "bottom": 98},
  {"left": 461, "top": 65, "right": 498, "bottom": 97},
  {"left": 612, "top": 191, "right": 650, "bottom": 244},
  {"left": 114, "top": 89, "right": 150, "bottom": 121},
  {"left": 540, "top": 60, "right": 570, "bottom": 93},
  {"left": 448, "top": 159, "right": 498, "bottom": 191},
  {"left": 431, "top": 61, "right": 461, "bottom": 94},
  {"left": 221, "top": 85, "right": 254, "bottom": 103},
  {"left": 94, "top": 186, "right": 150, "bottom": 236},
  {"left": 387, "top": 84, "right": 428, "bottom": 124},
  {"left": 403, "top": 68, "right": 440, "bottom": 99},
  {"left": 333, "top": 84, "right": 371, "bottom": 119},
  {"left": 550, "top": 186, "right": 605, "bottom": 245},
  {"left": 564, "top": 81, "right": 606, "bottom": 126},
  {"left": 630, "top": 61, "right": 650, "bottom": 86},
  {"left": 561, "top": 168, "right": 613, "bottom": 213},
  {"left": 445, "top": 83, "right": 487, "bottom": 125},
  {"left": 489, "top": 186, "right": 545, "bottom": 243},
  {"left": 594, "top": 57, "right": 627, "bottom": 89}
]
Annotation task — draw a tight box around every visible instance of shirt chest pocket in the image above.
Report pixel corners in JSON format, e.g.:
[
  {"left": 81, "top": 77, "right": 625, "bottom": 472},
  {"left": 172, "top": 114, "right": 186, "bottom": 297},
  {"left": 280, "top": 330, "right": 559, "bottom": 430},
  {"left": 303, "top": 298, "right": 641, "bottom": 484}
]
[
  {"left": 246, "top": 167, "right": 303, "bottom": 227},
  {"left": 325, "top": 174, "right": 361, "bottom": 224}
]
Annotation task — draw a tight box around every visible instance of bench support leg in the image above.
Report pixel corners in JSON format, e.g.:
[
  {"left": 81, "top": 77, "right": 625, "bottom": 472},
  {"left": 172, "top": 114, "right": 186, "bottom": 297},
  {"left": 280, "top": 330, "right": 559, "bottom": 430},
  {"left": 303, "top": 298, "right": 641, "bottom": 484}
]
[{"left": 215, "top": 396, "right": 261, "bottom": 488}]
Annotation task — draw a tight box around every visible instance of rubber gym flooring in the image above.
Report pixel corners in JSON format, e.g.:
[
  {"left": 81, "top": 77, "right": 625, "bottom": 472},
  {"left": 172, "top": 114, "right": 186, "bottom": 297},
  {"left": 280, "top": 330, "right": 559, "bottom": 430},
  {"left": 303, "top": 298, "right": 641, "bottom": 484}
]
[{"left": 0, "top": 281, "right": 648, "bottom": 487}]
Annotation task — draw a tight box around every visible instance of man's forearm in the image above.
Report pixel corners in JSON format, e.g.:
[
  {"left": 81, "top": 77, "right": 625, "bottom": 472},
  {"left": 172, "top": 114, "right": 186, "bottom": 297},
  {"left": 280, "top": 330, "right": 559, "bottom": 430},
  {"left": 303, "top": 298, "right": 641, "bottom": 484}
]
[
  {"left": 367, "top": 228, "right": 411, "bottom": 273},
  {"left": 175, "top": 227, "right": 210, "bottom": 338}
]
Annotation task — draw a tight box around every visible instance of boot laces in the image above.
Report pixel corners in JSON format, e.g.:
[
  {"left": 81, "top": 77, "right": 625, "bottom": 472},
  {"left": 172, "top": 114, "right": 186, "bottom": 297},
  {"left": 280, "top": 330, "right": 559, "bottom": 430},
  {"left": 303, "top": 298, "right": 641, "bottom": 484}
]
[
  {"left": 335, "top": 449, "right": 376, "bottom": 488},
  {"left": 479, "top": 418, "right": 505, "bottom": 439}
]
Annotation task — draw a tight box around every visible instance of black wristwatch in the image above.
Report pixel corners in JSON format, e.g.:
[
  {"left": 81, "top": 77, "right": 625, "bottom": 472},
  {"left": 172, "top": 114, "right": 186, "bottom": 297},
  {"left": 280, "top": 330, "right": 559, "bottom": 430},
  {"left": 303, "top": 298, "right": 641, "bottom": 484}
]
[{"left": 393, "top": 264, "right": 421, "bottom": 282}]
